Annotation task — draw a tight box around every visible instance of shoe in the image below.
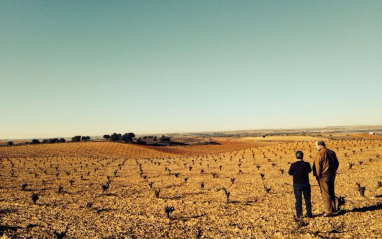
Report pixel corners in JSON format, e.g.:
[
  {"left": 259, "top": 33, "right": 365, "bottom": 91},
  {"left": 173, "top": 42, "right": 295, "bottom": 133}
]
[
  {"left": 323, "top": 213, "right": 333, "bottom": 217},
  {"left": 306, "top": 214, "right": 313, "bottom": 218},
  {"left": 294, "top": 214, "right": 301, "bottom": 221}
]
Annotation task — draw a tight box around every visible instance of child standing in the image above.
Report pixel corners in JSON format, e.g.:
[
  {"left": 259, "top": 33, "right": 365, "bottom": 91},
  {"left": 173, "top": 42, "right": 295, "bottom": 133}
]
[{"left": 288, "top": 151, "right": 313, "bottom": 219}]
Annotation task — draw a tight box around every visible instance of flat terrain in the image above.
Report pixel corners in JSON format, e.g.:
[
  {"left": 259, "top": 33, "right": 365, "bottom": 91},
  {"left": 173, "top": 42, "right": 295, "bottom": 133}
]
[{"left": 0, "top": 135, "right": 381, "bottom": 238}]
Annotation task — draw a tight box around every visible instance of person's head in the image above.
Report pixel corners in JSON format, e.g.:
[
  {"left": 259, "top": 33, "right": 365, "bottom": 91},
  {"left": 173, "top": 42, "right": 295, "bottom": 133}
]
[
  {"left": 295, "top": 151, "right": 304, "bottom": 160},
  {"left": 315, "top": 140, "right": 325, "bottom": 150}
]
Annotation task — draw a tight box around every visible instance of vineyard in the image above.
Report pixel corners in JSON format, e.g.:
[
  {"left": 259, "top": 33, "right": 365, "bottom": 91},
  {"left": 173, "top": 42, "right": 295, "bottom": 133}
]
[{"left": 0, "top": 135, "right": 382, "bottom": 238}]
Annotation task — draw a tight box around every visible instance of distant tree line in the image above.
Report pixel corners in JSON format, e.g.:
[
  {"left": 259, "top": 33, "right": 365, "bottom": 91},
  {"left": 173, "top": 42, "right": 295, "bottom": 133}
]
[
  {"left": 102, "top": 133, "right": 173, "bottom": 145},
  {"left": 136, "top": 135, "right": 171, "bottom": 145},
  {"left": 159, "top": 135, "right": 171, "bottom": 143},
  {"left": 20, "top": 132, "right": 173, "bottom": 146},
  {"left": 28, "top": 136, "right": 91, "bottom": 144},
  {"left": 71, "top": 136, "right": 91, "bottom": 142},
  {"left": 30, "top": 138, "right": 66, "bottom": 144},
  {"left": 103, "top": 133, "right": 135, "bottom": 143}
]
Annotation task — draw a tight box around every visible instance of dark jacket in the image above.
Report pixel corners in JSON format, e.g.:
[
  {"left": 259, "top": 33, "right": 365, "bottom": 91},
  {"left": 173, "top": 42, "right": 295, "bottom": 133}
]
[{"left": 288, "top": 160, "right": 311, "bottom": 184}]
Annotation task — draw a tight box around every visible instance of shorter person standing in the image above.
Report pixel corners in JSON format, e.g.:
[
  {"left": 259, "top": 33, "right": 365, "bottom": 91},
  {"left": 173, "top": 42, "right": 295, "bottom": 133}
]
[{"left": 289, "top": 151, "right": 313, "bottom": 219}]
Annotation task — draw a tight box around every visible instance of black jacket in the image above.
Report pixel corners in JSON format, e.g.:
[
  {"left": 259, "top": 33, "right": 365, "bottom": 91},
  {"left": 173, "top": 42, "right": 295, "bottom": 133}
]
[{"left": 288, "top": 160, "right": 311, "bottom": 184}]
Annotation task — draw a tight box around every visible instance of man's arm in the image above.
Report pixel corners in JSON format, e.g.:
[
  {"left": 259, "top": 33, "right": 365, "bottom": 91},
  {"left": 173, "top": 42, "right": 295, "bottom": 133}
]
[
  {"left": 316, "top": 152, "right": 324, "bottom": 177},
  {"left": 332, "top": 151, "right": 339, "bottom": 172},
  {"left": 307, "top": 163, "right": 312, "bottom": 173},
  {"left": 312, "top": 161, "right": 320, "bottom": 188},
  {"left": 288, "top": 163, "right": 294, "bottom": 175}
]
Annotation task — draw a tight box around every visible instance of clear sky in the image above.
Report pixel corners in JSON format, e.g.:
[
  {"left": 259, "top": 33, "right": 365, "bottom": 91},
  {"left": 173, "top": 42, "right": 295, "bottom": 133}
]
[{"left": 1, "top": 1, "right": 381, "bottom": 139}]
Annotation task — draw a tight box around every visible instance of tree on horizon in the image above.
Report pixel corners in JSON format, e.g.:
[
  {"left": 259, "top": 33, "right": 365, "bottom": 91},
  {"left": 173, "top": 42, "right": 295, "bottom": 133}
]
[{"left": 121, "top": 132, "right": 135, "bottom": 143}]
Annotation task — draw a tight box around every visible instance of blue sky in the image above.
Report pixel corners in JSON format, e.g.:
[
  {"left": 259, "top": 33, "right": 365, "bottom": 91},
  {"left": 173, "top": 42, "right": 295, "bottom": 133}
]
[{"left": 1, "top": 1, "right": 381, "bottom": 139}]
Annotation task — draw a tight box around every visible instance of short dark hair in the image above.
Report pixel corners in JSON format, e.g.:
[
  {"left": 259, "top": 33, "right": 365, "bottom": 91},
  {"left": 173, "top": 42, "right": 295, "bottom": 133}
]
[
  {"left": 317, "top": 140, "right": 326, "bottom": 147},
  {"left": 295, "top": 151, "right": 303, "bottom": 159}
]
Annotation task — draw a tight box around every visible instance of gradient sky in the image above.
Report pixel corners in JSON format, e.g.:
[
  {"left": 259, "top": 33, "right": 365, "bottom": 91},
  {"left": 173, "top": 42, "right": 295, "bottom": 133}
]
[{"left": 1, "top": 1, "right": 382, "bottom": 139}]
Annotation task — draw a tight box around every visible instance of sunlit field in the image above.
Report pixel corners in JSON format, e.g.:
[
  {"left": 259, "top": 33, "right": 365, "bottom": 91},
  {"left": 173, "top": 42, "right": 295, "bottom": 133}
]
[{"left": 1, "top": 135, "right": 381, "bottom": 238}]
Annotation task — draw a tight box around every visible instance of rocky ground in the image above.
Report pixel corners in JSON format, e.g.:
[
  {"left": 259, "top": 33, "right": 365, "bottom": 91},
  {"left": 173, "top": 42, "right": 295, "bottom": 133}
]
[{"left": 0, "top": 136, "right": 381, "bottom": 238}]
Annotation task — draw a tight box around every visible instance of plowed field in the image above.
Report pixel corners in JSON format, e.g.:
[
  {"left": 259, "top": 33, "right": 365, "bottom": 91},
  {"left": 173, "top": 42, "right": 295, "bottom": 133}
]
[{"left": 1, "top": 136, "right": 381, "bottom": 238}]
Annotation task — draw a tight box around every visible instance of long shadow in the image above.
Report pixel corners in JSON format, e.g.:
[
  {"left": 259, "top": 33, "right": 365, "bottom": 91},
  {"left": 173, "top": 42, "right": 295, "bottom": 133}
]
[
  {"left": 0, "top": 208, "right": 18, "bottom": 214},
  {"left": 95, "top": 208, "right": 115, "bottom": 213},
  {"left": 0, "top": 224, "right": 42, "bottom": 235},
  {"left": 0, "top": 225, "right": 22, "bottom": 233},
  {"left": 324, "top": 202, "right": 382, "bottom": 217},
  {"left": 229, "top": 200, "right": 257, "bottom": 205},
  {"left": 158, "top": 196, "right": 183, "bottom": 200},
  {"left": 95, "top": 193, "right": 118, "bottom": 198},
  {"left": 299, "top": 203, "right": 382, "bottom": 236},
  {"left": 220, "top": 198, "right": 260, "bottom": 205},
  {"left": 349, "top": 202, "right": 382, "bottom": 213},
  {"left": 159, "top": 192, "right": 206, "bottom": 200}
]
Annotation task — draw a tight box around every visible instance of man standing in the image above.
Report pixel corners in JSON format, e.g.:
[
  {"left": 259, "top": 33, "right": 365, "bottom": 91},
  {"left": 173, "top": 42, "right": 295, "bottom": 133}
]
[
  {"left": 288, "top": 151, "right": 312, "bottom": 219},
  {"left": 312, "top": 140, "right": 339, "bottom": 216}
]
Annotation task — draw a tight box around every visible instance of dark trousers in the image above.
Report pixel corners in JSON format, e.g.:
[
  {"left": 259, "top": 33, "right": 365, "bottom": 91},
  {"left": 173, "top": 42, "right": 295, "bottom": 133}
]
[
  {"left": 293, "top": 183, "right": 312, "bottom": 217},
  {"left": 319, "top": 174, "right": 337, "bottom": 213}
]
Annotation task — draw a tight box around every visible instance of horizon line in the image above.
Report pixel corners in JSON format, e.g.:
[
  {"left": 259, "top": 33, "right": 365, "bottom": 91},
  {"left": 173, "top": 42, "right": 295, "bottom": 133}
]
[{"left": 2, "top": 124, "right": 382, "bottom": 141}]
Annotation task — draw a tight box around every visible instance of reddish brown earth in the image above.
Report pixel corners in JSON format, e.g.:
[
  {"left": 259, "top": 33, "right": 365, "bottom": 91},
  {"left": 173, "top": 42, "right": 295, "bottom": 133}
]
[{"left": 0, "top": 136, "right": 381, "bottom": 238}]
